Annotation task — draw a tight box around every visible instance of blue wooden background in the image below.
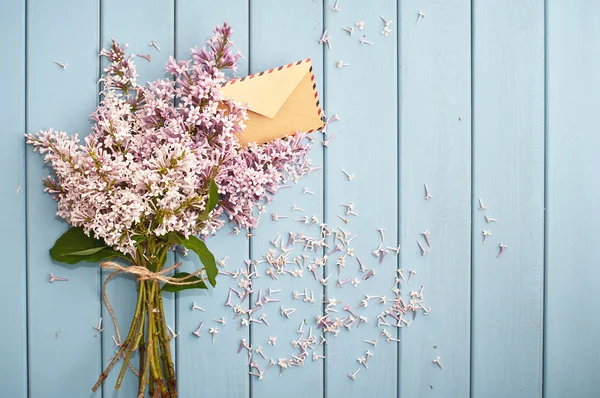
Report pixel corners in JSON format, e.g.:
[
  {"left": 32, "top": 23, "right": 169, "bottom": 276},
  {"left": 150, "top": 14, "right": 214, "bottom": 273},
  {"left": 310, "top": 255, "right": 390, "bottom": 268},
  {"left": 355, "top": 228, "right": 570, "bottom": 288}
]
[{"left": 0, "top": 0, "right": 597, "bottom": 397}]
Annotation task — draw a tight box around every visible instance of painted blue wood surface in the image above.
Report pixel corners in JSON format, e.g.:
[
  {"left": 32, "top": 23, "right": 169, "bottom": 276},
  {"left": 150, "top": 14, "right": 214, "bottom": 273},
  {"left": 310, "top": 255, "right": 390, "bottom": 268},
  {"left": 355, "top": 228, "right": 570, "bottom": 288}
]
[
  {"left": 398, "top": 1, "right": 471, "bottom": 397},
  {"left": 0, "top": 1, "right": 27, "bottom": 397},
  {"left": 545, "top": 2, "right": 600, "bottom": 397},
  {"left": 3, "top": 0, "right": 600, "bottom": 397},
  {"left": 471, "top": 1, "right": 545, "bottom": 397},
  {"left": 324, "top": 1, "right": 398, "bottom": 397},
  {"left": 249, "top": 2, "right": 325, "bottom": 397}
]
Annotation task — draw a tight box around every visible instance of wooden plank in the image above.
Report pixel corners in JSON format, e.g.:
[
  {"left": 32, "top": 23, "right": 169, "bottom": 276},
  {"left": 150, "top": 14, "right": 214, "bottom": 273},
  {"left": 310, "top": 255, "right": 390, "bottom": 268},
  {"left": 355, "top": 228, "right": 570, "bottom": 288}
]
[
  {"left": 249, "top": 1, "right": 324, "bottom": 397},
  {"left": 323, "top": 1, "right": 398, "bottom": 397},
  {"left": 99, "top": 0, "right": 175, "bottom": 395},
  {"left": 174, "top": 2, "right": 250, "bottom": 397},
  {"left": 26, "top": 0, "right": 102, "bottom": 396},
  {"left": 545, "top": 3, "right": 600, "bottom": 397},
  {"left": 471, "top": 2, "right": 545, "bottom": 397},
  {"left": 398, "top": 1, "right": 471, "bottom": 397},
  {"left": 0, "top": 1, "right": 27, "bottom": 396}
]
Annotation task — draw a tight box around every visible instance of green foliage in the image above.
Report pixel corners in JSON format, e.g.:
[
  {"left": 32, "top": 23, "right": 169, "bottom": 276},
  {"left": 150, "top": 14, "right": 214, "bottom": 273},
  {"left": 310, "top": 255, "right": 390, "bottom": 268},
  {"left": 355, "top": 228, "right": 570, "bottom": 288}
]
[
  {"left": 165, "top": 232, "right": 217, "bottom": 288},
  {"left": 51, "top": 226, "right": 217, "bottom": 292},
  {"left": 50, "top": 227, "right": 126, "bottom": 264},
  {"left": 161, "top": 272, "right": 208, "bottom": 292},
  {"left": 199, "top": 179, "right": 219, "bottom": 221}
]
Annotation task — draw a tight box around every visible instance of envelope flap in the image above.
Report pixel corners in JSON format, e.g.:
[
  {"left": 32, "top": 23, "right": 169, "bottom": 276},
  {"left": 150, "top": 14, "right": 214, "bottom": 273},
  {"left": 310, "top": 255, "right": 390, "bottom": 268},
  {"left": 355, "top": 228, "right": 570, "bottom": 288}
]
[{"left": 219, "top": 59, "right": 312, "bottom": 119}]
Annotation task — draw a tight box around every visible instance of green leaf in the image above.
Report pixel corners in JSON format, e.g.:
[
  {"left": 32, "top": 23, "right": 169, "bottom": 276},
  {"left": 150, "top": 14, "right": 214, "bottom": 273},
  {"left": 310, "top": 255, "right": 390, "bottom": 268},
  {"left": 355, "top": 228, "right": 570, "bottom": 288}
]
[
  {"left": 162, "top": 232, "right": 217, "bottom": 287},
  {"left": 161, "top": 272, "right": 208, "bottom": 292},
  {"left": 68, "top": 247, "right": 107, "bottom": 256},
  {"left": 165, "top": 231, "right": 183, "bottom": 245},
  {"left": 207, "top": 179, "right": 219, "bottom": 213},
  {"left": 131, "top": 235, "right": 146, "bottom": 244},
  {"left": 50, "top": 227, "right": 127, "bottom": 264},
  {"left": 199, "top": 179, "right": 219, "bottom": 221},
  {"left": 181, "top": 235, "right": 217, "bottom": 287}
]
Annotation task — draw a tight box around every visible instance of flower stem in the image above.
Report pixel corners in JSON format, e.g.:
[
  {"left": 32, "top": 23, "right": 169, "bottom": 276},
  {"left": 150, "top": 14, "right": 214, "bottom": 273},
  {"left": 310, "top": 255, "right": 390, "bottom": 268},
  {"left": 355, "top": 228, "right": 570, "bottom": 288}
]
[
  {"left": 138, "top": 340, "right": 145, "bottom": 392},
  {"left": 138, "top": 307, "right": 151, "bottom": 398},
  {"left": 133, "top": 297, "right": 146, "bottom": 351},
  {"left": 93, "top": 274, "right": 147, "bottom": 392},
  {"left": 115, "top": 281, "right": 146, "bottom": 390},
  {"left": 156, "top": 289, "right": 177, "bottom": 392},
  {"left": 146, "top": 281, "right": 169, "bottom": 397},
  {"left": 146, "top": 283, "right": 161, "bottom": 383},
  {"left": 92, "top": 340, "right": 128, "bottom": 392},
  {"left": 94, "top": 259, "right": 180, "bottom": 396}
]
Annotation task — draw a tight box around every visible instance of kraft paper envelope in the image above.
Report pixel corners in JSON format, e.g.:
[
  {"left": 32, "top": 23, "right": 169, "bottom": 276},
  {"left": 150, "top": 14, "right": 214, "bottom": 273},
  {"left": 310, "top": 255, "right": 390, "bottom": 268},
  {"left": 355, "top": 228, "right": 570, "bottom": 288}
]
[{"left": 219, "top": 58, "right": 325, "bottom": 145}]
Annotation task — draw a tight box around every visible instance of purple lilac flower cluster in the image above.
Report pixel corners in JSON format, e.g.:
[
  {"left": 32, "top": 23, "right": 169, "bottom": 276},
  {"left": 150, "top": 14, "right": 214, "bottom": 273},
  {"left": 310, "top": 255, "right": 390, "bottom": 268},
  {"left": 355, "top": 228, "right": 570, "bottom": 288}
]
[{"left": 26, "top": 23, "right": 313, "bottom": 256}]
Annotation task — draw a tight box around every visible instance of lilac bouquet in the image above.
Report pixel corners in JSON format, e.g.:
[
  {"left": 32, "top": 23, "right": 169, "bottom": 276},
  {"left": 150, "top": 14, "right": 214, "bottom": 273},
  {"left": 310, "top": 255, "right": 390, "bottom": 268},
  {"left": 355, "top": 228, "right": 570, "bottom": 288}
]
[{"left": 26, "top": 23, "right": 313, "bottom": 397}]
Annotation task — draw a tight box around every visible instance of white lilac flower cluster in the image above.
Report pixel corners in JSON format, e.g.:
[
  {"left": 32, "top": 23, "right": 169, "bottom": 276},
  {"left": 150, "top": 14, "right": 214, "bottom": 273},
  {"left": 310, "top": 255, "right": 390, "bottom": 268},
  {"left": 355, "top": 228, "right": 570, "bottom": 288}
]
[{"left": 26, "top": 23, "right": 313, "bottom": 256}]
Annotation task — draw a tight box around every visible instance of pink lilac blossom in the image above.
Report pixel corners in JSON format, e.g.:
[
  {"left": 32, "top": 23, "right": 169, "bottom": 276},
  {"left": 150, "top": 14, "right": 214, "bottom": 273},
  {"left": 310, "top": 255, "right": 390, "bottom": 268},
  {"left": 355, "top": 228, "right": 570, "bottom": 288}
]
[{"left": 26, "top": 23, "right": 313, "bottom": 256}]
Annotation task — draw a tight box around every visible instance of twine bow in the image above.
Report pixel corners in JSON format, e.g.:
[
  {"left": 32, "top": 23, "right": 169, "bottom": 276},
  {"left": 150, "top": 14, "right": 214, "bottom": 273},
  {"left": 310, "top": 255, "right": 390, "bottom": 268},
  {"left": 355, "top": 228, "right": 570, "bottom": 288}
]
[{"left": 99, "top": 261, "right": 206, "bottom": 345}]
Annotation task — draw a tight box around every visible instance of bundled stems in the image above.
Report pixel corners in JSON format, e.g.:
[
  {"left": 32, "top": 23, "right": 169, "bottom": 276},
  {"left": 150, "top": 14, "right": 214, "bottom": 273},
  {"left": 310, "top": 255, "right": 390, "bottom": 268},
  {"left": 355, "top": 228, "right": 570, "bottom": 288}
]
[
  {"left": 92, "top": 277, "right": 147, "bottom": 392},
  {"left": 93, "top": 260, "right": 178, "bottom": 397}
]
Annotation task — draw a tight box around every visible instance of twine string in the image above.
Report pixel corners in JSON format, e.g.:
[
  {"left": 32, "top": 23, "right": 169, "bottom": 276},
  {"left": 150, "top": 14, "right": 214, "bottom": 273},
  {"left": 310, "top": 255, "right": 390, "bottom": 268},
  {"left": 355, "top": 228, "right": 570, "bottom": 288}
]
[{"left": 99, "top": 260, "right": 206, "bottom": 352}]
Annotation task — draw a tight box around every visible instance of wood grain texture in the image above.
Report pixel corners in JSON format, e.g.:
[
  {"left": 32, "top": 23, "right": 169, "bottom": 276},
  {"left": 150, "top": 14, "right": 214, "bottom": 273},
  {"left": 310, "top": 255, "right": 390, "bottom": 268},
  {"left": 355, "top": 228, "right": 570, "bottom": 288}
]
[
  {"left": 471, "top": 1, "right": 545, "bottom": 397},
  {"left": 545, "top": 2, "right": 600, "bottom": 397},
  {"left": 26, "top": 0, "right": 102, "bottom": 396},
  {"left": 398, "top": 1, "right": 471, "bottom": 397},
  {"left": 100, "top": 1, "right": 175, "bottom": 395},
  {"left": 249, "top": 1, "right": 324, "bottom": 397},
  {"left": 8, "top": 0, "right": 600, "bottom": 396},
  {"left": 323, "top": 1, "right": 398, "bottom": 397},
  {"left": 0, "top": 1, "right": 27, "bottom": 396},
  {"left": 175, "top": 2, "right": 250, "bottom": 397}
]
